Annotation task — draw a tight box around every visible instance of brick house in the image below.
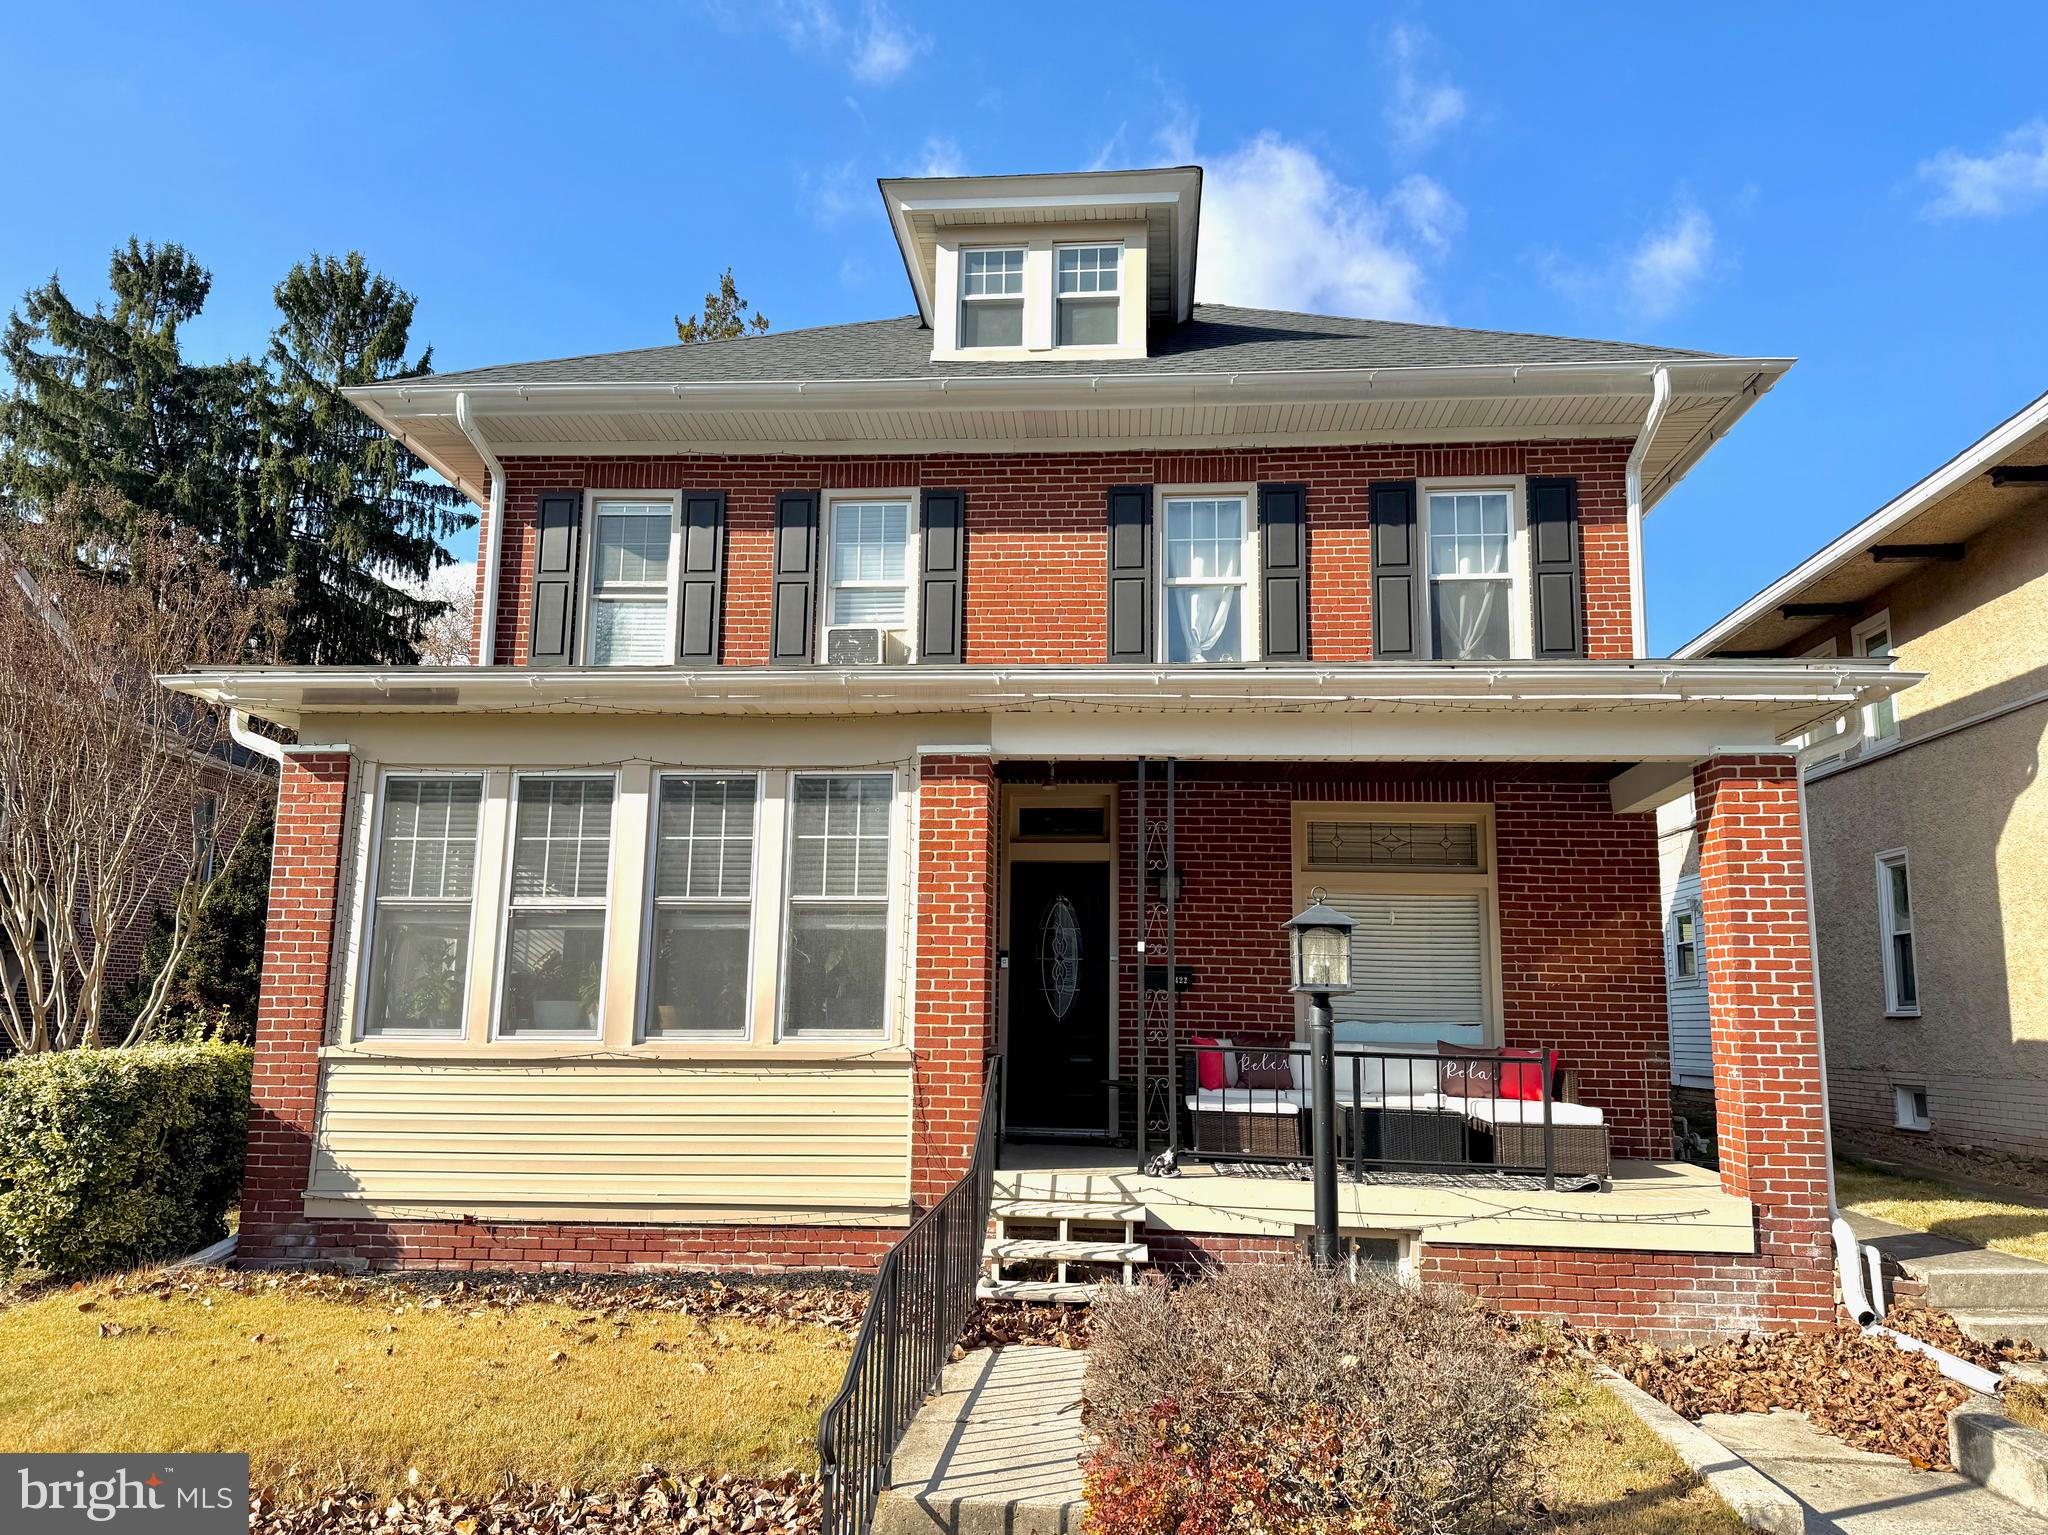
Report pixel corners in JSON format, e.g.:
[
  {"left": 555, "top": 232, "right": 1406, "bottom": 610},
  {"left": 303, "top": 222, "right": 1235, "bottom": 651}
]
[{"left": 165, "top": 166, "right": 1908, "bottom": 1339}]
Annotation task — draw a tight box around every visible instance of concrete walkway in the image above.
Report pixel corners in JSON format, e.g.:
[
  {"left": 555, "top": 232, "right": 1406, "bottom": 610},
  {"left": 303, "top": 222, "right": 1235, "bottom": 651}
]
[
  {"left": 1705, "top": 1409, "right": 2048, "bottom": 1534},
  {"left": 873, "top": 1346, "right": 1087, "bottom": 1535}
]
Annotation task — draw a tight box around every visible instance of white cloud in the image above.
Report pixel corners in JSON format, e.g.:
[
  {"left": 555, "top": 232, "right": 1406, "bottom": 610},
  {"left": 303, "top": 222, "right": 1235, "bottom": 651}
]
[
  {"left": 798, "top": 159, "right": 863, "bottom": 222},
  {"left": 1919, "top": 119, "right": 2048, "bottom": 218},
  {"left": 916, "top": 135, "right": 965, "bottom": 178},
  {"left": 1171, "top": 127, "right": 1446, "bottom": 321},
  {"left": 1384, "top": 24, "right": 1467, "bottom": 153},
  {"left": 1541, "top": 201, "right": 1717, "bottom": 324},
  {"left": 849, "top": 2, "right": 930, "bottom": 84}
]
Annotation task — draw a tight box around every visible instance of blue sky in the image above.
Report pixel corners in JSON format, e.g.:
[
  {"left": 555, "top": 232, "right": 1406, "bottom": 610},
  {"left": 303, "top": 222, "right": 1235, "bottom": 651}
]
[{"left": 7, "top": 2, "right": 2048, "bottom": 651}]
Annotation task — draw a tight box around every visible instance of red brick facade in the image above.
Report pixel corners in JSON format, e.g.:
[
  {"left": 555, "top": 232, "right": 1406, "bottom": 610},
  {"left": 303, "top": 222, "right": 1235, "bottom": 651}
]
[
  {"left": 476, "top": 441, "right": 1636, "bottom": 668},
  {"left": 253, "top": 1217, "right": 898, "bottom": 1274}
]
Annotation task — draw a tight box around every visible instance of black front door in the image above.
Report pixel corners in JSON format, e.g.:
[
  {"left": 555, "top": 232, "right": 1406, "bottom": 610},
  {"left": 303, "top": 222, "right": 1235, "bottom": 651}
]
[{"left": 1006, "top": 860, "right": 1112, "bottom": 1133}]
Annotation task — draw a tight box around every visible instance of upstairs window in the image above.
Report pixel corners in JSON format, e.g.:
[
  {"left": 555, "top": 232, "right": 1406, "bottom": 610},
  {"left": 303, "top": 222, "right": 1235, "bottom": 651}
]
[
  {"left": 1055, "top": 244, "right": 1120, "bottom": 346},
  {"left": 959, "top": 248, "right": 1024, "bottom": 348},
  {"left": 1855, "top": 613, "right": 1900, "bottom": 743},
  {"left": 1161, "top": 494, "right": 1252, "bottom": 663},
  {"left": 824, "top": 499, "right": 913, "bottom": 662},
  {"left": 1877, "top": 848, "right": 1919, "bottom": 1016},
  {"left": 586, "top": 498, "right": 674, "bottom": 665},
  {"left": 1425, "top": 488, "right": 1517, "bottom": 661}
]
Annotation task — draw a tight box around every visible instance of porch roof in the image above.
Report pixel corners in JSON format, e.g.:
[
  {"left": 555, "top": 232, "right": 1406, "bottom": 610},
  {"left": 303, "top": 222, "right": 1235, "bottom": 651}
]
[{"left": 164, "top": 657, "right": 1912, "bottom": 743}]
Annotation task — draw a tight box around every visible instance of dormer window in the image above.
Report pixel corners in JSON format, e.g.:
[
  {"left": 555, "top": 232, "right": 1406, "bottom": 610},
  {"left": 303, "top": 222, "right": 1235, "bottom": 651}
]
[
  {"left": 959, "top": 248, "right": 1025, "bottom": 348},
  {"left": 1055, "top": 244, "right": 1120, "bottom": 346}
]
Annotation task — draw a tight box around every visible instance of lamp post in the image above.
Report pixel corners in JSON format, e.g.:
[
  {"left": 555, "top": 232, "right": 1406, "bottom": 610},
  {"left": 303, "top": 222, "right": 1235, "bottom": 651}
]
[{"left": 1285, "top": 899, "right": 1355, "bottom": 1271}]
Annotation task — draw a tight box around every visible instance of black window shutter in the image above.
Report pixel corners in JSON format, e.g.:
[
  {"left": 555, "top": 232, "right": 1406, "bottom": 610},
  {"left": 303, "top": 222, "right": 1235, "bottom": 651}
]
[
  {"left": 917, "top": 489, "right": 966, "bottom": 663},
  {"left": 1257, "top": 482, "right": 1309, "bottom": 661},
  {"left": 1106, "top": 484, "right": 1154, "bottom": 661},
  {"left": 527, "top": 491, "right": 582, "bottom": 666},
  {"left": 1528, "top": 476, "right": 1585, "bottom": 658},
  {"left": 769, "top": 491, "right": 820, "bottom": 665},
  {"left": 1369, "top": 479, "right": 1422, "bottom": 660},
  {"left": 677, "top": 491, "right": 726, "bottom": 665}
]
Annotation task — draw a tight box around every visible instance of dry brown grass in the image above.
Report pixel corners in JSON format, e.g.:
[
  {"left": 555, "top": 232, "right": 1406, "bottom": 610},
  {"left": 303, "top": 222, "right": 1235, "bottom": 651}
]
[
  {"left": 0, "top": 1273, "right": 848, "bottom": 1500},
  {"left": 1534, "top": 1366, "right": 1744, "bottom": 1534},
  {"left": 1836, "top": 1157, "right": 2048, "bottom": 1264}
]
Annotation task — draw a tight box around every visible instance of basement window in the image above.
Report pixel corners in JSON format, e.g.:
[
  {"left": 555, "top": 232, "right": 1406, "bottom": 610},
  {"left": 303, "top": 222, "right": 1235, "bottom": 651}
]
[{"left": 1895, "top": 1085, "right": 1931, "bottom": 1133}]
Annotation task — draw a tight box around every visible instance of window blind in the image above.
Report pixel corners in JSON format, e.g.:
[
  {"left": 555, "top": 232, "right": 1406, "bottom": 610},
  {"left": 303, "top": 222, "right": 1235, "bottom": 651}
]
[{"left": 1320, "top": 889, "right": 1486, "bottom": 1030}]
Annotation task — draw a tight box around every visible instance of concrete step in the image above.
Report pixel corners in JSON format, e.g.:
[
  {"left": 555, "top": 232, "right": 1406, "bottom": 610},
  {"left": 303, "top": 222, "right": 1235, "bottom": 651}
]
[
  {"left": 977, "top": 1278, "right": 1099, "bottom": 1304},
  {"left": 985, "top": 1238, "right": 1148, "bottom": 1264},
  {"left": 1948, "top": 1312, "right": 2048, "bottom": 1349},
  {"left": 1899, "top": 1249, "right": 2048, "bottom": 1312},
  {"left": 992, "top": 1199, "right": 1145, "bottom": 1223}
]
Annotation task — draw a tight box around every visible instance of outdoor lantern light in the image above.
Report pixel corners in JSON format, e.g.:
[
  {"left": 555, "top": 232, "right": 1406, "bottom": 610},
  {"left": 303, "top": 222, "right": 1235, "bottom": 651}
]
[{"left": 1285, "top": 899, "right": 1355, "bottom": 996}]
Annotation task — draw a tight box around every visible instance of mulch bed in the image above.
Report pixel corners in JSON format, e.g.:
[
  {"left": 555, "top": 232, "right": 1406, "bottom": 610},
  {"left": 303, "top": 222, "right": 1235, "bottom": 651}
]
[{"left": 251, "top": 1470, "right": 818, "bottom": 1535}]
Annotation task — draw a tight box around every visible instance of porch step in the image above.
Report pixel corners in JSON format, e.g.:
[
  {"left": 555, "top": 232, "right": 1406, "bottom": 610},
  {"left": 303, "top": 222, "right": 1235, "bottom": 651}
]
[
  {"left": 1947, "top": 1311, "right": 2048, "bottom": 1349},
  {"left": 991, "top": 1199, "right": 1146, "bottom": 1223},
  {"left": 977, "top": 1279, "right": 1100, "bottom": 1304},
  {"left": 985, "top": 1237, "right": 1149, "bottom": 1264}
]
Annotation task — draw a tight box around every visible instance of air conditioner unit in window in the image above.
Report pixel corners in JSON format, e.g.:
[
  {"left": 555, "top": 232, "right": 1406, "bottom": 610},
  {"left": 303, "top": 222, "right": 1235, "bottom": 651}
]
[{"left": 824, "top": 625, "right": 910, "bottom": 665}]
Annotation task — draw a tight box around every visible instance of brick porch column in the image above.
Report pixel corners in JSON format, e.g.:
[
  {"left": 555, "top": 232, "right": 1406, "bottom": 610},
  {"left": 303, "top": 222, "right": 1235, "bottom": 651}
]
[
  {"left": 1694, "top": 754, "right": 1835, "bottom": 1325},
  {"left": 909, "top": 751, "right": 999, "bottom": 1208},
  {"left": 240, "top": 749, "right": 353, "bottom": 1265}
]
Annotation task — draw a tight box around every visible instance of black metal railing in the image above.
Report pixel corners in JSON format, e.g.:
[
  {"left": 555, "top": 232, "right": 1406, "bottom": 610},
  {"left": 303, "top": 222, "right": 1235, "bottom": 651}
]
[
  {"left": 1169, "top": 1043, "right": 1600, "bottom": 1190},
  {"left": 816, "top": 1059, "right": 1003, "bottom": 1535}
]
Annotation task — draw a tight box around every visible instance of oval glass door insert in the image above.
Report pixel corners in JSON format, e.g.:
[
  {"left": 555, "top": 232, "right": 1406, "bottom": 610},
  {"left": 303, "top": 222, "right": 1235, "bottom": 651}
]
[{"left": 1039, "top": 895, "right": 1082, "bottom": 1020}]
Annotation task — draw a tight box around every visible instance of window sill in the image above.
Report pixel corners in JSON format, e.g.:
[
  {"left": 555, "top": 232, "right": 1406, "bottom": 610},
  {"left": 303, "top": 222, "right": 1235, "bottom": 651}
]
[
  {"left": 319, "top": 1042, "right": 915, "bottom": 1066},
  {"left": 1886, "top": 1009, "right": 1923, "bottom": 1021}
]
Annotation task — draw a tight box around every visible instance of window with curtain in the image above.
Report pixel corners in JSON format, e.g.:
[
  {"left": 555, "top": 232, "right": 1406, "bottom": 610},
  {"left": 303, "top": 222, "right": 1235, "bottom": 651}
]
[
  {"left": 361, "top": 775, "right": 483, "bottom": 1036},
  {"left": 499, "top": 775, "right": 615, "bottom": 1036},
  {"left": 587, "top": 499, "right": 674, "bottom": 665},
  {"left": 782, "top": 773, "right": 893, "bottom": 1037},
  {"left": 959, "top": 248, "right": 1024, "bottom": 347},
  {"left": 1161, "top": 495, "right": 1250, "bottom": 663},
  {"left": 828, "top": 500, "right": 911, "bottom": 628},
  {"left": 1055, "top": 244, "right": 1119, "bottom": 345},
  {"left": 1425, "top": 489, "right": 1514, "bottom": 660},
  {"left": 1877, "top": 849, "right": 1918, "bottom": 1015},
  {"left": 645, "top": 775, "right": 757, "bottom": 1038}
]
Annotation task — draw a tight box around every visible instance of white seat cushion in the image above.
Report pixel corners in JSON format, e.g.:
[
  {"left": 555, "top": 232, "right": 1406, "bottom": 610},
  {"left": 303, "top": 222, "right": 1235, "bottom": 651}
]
[
  {"left": 1185, "top": 1089, "right": 1305, "bottom": 1115},
  {"left": 1457, "top": 1096, "right": 1605, "bottom": 1128}
]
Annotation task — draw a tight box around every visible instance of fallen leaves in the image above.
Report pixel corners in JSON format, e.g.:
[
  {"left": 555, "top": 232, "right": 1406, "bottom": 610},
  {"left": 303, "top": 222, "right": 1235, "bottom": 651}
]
[
  {"left": 957, "top": 1301, "right": 1090, "bottom": 1354},
  {"left": 249, "top": 1468, "right": 821, "bottom": 1535}
]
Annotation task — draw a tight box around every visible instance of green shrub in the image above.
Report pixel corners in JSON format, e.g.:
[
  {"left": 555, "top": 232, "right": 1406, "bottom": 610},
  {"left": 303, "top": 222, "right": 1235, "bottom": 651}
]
[
  {"left": 0, "top": 1042, "right": 252, "bottom": 1279},
  {"left": 1084, "top": 1262, "right": 1539, "bottom": 1535}
]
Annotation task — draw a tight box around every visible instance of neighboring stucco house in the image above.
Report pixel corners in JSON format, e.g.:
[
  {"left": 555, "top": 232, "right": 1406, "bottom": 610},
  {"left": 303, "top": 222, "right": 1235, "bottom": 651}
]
[
  {"left": 1680, "top": 391, "right": 2048, "bottom": 1160},
  {"left": 164, "top": 165, "right": 1906, "bottom": 1340}
]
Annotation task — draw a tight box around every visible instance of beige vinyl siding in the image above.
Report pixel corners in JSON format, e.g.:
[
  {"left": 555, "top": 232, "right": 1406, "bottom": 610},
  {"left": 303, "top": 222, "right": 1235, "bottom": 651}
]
[{"left": 305, "top": 1057, "right": 912, "bottom": 1224}]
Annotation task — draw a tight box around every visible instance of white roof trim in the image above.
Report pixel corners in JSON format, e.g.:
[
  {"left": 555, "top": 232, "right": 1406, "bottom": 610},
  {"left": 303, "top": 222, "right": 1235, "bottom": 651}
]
[{"left": 1678, "top": 387, "right": 2048, "bottom": 657}]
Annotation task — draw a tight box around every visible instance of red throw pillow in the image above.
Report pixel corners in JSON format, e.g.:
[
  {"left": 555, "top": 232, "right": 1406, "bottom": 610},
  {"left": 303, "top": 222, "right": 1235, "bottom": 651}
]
[
  {"left": 1190, "top": 1035, "right": 1227, "bottom": 1091},
  {"left": 1499, "top": 1048, "right": 1562, "bottom": 1101}
]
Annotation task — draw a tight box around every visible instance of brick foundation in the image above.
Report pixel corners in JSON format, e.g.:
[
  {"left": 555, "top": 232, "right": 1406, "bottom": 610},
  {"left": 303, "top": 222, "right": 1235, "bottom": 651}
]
[{"left": 241, "top": 1218, "right": 899, "bottom": 1274}]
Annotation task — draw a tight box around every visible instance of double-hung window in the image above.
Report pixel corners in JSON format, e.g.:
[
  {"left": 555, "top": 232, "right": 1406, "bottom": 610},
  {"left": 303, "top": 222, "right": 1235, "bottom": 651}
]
[
  {"left": 361, "top": 775, "right": 483, "bottom": 1037},
  {"left": 499, "top": 775, "right": 615, "bottom": 1037},
  {"left": 1161, "top": 494, "right": 1252, "bottom": 663},
  {"left": 1669, "top": 903, "right": 1702, "bottom": 984},
  {"left": 959, "top": 248, "right": 1024, "bottom": 348},
  {"left": 782, "top": 773, "right": 893, "bottom": 1037},
  {"left": 1424, "top": 488, "right": 1517, "bottom": 660},
  {"left": 826, "top": 499, "right": 913, "bottom": 632},
  {"left": 586, "top": 498, "right": 675, "bottom": 666},
  {"left": 1877, "top": 848, "right": 1919, "bottom": 1016},
  {"left": 1856, "top": 613, "right": 1900, "bottom": 744},
  {"left": 1055, "top": 244, "right": 1119, "bottom": 346},
  {"left": 644, "top": 775, "right": 757, "bottom": 1037}
]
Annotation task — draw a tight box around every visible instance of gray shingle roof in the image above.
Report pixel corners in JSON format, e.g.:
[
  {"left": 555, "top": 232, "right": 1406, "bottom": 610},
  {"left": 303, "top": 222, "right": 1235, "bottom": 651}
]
[{"left": 406, "top": 304, "right": 1723, "bottom": 389}]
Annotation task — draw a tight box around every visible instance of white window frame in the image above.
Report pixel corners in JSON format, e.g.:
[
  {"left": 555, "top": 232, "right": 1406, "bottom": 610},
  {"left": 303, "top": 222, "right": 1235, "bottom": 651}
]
[
  {"left": 1876, "top": 846, "right": 1919, "bottom": 1018},
  {"left": 1053, "top": 241, "right": 1122, "bottom": 348},
  {"left": 818, "top": 490, "right": 920, "bottom": 661},
  {"left": 1895, "top": 1084, "right": 1931, "bottom": 1132},
  {"left": 578, "top": 490, "right": 682, "bottom": 667},
  {"left": 1156, "top": 485, "right": 1260, "bottom": 665},
  {"left": 775, "top": 768, "right": 902, "bottom": 1043},
  {"left": 491, "top": 769, "right": 620, "bottom": 1041},
  {"left": 637, "top": 770, "right": 764, "bottom": 1043},
  {"left": 1853, "top": 611, "right": 1900, "bottom": 745},
  {"left": 957, "top": 246, "right": 1027, "bottom": 350},
  {"left": 1289, "top": 801, "right": 1503, "bottom": 1044},
  {"left": 354, "top": 770, "right": 487, "bottom": 1041},
  {"left": 1417, "top": 477, "right": 1532, "bottom": 662},
  {"left": 1668, "top": 899, "right": 1703, "bottom": 988}
]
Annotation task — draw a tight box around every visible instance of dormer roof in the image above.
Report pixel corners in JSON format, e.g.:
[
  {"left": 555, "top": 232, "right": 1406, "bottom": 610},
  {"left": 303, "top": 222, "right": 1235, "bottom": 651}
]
[{"left": 876, "top": 165, "right": 1203, "bottom": 327}]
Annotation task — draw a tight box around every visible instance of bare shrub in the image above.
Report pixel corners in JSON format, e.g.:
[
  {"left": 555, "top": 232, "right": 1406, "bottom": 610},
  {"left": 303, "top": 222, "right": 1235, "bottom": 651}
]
[{"left": 1084, "top": 1262, "right": 1538, "bottom": 1535}]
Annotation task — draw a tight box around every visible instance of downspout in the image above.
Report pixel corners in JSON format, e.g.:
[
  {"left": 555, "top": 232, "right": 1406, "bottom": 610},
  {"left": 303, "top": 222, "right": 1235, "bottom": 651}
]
[
  {"left": 228, "top": 708, "right": 285, "bottom": 767},
  {"left": 454, "top": 391, "right": 506, "bottom": 666},
  {"left": 1792, "top": 707, "right": 2004, "bottom": 1395},
  {"left": 1625, "top": 367, "right": 1672, "bottom": 659}
]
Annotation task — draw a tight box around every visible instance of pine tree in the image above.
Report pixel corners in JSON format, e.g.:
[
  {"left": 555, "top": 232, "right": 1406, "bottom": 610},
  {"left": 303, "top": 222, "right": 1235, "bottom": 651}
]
[
  {"left": 259, "top": 253, "right": 474, "bottom": 664},
  {"left": 674, "top": 268, "right": 770, "bottom": 343}
]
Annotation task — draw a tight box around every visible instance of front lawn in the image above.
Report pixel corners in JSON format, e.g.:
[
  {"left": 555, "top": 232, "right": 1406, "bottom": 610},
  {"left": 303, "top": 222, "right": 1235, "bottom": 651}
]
[
  {"left": 0, "top": 1270, "right": 853, "bottom": 1501},
  {"left": 1836, "top": 1155, "right": 2048, "bottom": 1264},
  {"left": 1534, "top": 1366, "right": 1741, "bottom": 1534}
]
